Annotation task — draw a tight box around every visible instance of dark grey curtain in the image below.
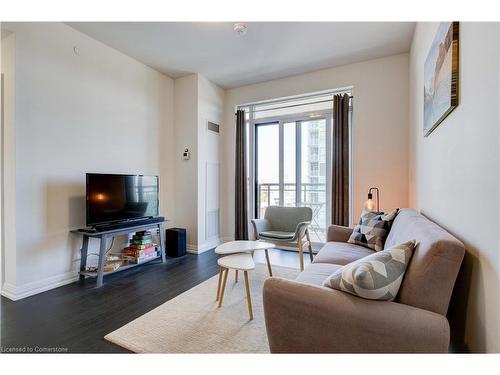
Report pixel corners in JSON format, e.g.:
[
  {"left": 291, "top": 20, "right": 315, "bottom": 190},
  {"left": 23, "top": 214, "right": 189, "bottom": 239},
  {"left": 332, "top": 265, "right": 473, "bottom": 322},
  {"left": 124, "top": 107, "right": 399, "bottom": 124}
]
[
  {"left": 235, "top": 109, "right": 249, "bottom": 240},
  {"left": 331, "top": 93, "right": 350, "bottom": 226}
]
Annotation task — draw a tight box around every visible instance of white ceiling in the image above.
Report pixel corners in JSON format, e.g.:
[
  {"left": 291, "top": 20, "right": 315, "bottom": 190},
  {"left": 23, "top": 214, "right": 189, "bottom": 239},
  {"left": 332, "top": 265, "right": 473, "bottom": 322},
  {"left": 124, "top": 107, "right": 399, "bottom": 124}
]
[{"left": 68, "top": 22, "right": 415, "bottom": 89}]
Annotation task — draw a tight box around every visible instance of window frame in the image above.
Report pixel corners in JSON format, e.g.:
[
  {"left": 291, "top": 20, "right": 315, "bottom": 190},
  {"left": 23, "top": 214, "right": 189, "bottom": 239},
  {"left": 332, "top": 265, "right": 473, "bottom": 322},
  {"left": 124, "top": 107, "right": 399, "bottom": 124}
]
[{"left": 241, "top": 89, "right": 354, "bottom": 242}]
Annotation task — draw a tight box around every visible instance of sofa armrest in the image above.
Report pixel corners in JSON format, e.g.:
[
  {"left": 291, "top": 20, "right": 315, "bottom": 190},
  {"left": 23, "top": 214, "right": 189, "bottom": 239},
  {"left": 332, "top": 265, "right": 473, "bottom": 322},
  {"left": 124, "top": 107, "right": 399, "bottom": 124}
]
[
  {"left": 326, "top": 224, "right": 353, "bottom": 242},
  {"left": 263, "top": 277, "right": 450, "bottom": 353},
  {"left": 250, "top": 219, "right": 271, "bottom": 239}
]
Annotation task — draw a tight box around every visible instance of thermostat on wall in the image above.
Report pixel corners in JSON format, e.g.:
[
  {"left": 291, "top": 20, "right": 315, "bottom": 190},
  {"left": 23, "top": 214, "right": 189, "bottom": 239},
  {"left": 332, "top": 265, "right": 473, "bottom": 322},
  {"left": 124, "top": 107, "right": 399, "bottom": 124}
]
[{"left": 182, "top": 148, "right": 190, "bottom": 160}]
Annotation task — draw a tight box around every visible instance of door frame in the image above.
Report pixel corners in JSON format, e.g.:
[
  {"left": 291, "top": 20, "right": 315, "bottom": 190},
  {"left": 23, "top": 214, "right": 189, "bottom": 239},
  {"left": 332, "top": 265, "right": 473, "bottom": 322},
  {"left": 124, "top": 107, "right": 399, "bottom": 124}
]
[{"left": 250, "top": 108, "right": 333, "bottom": 240}]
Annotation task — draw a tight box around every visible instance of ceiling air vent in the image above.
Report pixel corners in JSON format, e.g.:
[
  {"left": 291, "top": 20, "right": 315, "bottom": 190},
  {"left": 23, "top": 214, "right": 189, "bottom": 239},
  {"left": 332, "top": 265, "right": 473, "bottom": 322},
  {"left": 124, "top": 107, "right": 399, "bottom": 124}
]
[{"left": 207, "top": 121, "right": 220, "bottom": 134}]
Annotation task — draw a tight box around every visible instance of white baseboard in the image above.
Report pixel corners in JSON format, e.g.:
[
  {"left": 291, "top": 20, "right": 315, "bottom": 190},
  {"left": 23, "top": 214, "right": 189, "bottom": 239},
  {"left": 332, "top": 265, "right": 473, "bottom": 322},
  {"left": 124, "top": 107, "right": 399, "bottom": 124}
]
[
  {"left": 186, "top": 237, "right": 224, "bottom": 254},
  {"left": 1, "top": 271, "right": 79, "bottom": 301},
  {"left": 0, "top": 283, "right": 18, "bottom": 300},
  {"left": 186, "top": 247, "right": 211, "bottom": 255}
]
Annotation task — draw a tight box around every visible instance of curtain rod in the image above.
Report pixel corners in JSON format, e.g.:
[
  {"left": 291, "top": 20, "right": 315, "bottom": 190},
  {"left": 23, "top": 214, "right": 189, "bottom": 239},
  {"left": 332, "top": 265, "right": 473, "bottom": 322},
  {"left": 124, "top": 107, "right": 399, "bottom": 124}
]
[
  {"left": 237, "top": 96, "right": 353, "bottom": 115},
  {"left": 237, "top": 86, "right": 353, "bottom": 108}
]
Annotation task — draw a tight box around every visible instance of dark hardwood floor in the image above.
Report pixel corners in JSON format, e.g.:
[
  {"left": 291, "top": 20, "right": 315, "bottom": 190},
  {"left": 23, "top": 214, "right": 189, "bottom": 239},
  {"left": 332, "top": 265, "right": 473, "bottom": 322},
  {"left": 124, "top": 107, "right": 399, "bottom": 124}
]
[
  {"left": 1, "top": 250, "right": 221, "bottom": 353},
  {"left": 1, "top": 248, "right": 308, "bottom": 353}
]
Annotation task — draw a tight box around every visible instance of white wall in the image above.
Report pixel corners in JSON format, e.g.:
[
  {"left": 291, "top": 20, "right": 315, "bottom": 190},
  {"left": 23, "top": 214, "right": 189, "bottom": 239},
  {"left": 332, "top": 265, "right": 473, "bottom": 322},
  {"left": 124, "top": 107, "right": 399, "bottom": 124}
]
[
  {"left": 409, "top": 22, "right": 500, "bottom": 353},
  {"left": 1, "top": 31, "right": 17, "bottom": 292},
  {"left": 197, "top": 75, "right": 224, "bottom": 248},
  {"left": 173, "top": 73, "right": 224, "bottom": 251},
  {"left": 1, "top": 22, "right": 175, "bottom": 300},
  {"left": 173, "top": 74, "right": 199, "bottom": 246},
  {"left": 221, "top": 53, "right": 410, "bottom": 239},
  {"left": 0, "top": 28, "right": 3, "bottom": 298}
]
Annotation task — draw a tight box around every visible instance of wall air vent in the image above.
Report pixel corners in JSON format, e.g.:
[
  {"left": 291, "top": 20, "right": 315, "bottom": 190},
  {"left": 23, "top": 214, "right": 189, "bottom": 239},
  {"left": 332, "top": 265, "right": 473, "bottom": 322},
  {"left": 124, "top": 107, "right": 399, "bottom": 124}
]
[{"left": 207, "top": 121, "right": 220, "bottom": 134}]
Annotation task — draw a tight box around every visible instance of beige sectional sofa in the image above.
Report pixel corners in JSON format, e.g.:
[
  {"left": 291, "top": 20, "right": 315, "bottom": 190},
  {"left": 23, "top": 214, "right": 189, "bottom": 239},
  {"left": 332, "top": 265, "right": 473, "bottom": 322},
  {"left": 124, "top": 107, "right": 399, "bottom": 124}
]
[{"left": 263, "top": 208, "right": 465, "bottom": 353}]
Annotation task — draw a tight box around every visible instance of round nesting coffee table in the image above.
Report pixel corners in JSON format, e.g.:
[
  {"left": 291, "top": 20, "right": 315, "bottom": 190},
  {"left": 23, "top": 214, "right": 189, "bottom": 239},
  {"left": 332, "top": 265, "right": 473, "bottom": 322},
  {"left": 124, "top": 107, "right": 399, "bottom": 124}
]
[
  {"left": 216, "top": 253, "right": 255, "bottom": 320},
  {"left": 214, "top": 240, "right": 275, "bottom": 320},
  {"left": 215, "top": 240, "right": 275, "bottom": 276}
]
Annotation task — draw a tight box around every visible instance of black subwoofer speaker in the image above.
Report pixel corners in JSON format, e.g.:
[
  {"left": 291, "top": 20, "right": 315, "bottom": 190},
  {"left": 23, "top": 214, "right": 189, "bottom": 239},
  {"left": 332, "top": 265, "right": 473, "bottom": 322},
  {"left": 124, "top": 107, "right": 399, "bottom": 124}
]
[{"left": 165, "top": 228, "right": 187, "bottom": 257}]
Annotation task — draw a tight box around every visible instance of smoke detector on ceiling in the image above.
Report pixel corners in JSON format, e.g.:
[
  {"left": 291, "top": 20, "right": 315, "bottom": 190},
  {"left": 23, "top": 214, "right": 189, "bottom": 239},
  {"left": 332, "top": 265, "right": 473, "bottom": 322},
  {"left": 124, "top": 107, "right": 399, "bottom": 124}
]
[{"left": 233, "top": 23, "right": 247, "bottom": 36}]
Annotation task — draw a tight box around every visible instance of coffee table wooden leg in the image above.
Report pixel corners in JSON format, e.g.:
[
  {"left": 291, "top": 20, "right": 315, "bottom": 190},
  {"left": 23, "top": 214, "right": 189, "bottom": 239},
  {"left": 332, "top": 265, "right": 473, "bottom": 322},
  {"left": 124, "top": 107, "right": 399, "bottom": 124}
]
[
  {"left": 264, "top": 249, "right": 273, "bottom": 277},
  {"left": 235, "top": 270, "right": 238, "bottom": 283},
  {"left": 216, "top": 266, "right": 223, "bottom": 301},
  {"left": 218, "top": 268, "right": 229, "bottom": 308},
  {"left": 244, "top": 271, "right": 253, "bottom": 320}
]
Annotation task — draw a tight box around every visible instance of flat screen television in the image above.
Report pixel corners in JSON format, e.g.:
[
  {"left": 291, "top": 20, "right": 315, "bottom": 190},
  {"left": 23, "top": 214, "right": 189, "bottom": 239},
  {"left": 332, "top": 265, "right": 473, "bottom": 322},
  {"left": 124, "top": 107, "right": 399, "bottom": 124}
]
[{"left": 86, "top": 173, "right": 159, "bottom": 227}]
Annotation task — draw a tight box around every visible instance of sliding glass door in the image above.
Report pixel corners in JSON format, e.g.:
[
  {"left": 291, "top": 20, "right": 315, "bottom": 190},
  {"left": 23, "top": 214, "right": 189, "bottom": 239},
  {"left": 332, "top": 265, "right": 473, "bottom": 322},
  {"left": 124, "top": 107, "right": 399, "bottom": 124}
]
[
  {"left": 254, "top": 116, "right": 331, "bottom": 242},
  {"left": 255, "top": 122, "right": 280, "bottom": 217},
  {"left": 299, "top": 119, "right": 328, "bottom": 241}
]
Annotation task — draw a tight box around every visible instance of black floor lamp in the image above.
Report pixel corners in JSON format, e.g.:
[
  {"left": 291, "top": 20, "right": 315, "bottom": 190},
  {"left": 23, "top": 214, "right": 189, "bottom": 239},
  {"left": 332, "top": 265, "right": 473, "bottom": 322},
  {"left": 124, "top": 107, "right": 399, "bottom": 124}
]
[{"left": 364, "top": 187, "right": 380, "bottom": 212}]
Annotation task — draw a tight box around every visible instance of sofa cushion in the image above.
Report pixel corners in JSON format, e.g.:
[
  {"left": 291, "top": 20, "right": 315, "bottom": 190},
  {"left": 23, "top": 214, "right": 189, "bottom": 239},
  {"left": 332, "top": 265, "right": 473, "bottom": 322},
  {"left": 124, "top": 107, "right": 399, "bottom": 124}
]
[
  {"left": 295, "top": 263, "right": 342, "bottom": 286},
  {"left": 259, "top": 231, "right": 295, "bottom": 240},
  {"left": 313, "top": 242, "right": 374, "bottom": 266},
  {"left": 348, "top": 209, "right": 399, "bottom": 251},
  {"left": 323, "top": 240, "right": 416, "bottom": 301}
]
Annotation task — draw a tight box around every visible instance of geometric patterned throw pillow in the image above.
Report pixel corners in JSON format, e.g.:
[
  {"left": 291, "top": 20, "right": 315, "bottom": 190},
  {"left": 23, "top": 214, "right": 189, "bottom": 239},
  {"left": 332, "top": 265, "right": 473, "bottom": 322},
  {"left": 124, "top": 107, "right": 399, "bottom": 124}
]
[
  {"left": 323, "top": 240, "right": 416, "bottom": 301},
  {"left": 348, "top": 209, "right": 399, "bottom": 251}
]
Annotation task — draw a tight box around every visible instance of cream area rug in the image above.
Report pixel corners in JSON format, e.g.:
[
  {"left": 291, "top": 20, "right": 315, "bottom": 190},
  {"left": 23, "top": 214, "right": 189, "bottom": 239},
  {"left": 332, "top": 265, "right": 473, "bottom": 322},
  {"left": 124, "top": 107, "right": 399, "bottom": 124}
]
[{"left": 104, "top": 263, "right": 300, "bottom": 353}]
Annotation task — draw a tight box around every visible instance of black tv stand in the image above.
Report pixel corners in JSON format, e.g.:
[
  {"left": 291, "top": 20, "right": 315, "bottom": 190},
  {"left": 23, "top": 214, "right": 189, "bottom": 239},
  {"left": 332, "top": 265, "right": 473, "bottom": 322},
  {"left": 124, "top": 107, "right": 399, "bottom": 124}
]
[
  {"left": 71, "top": 219, "right": 167, "bottom": 288},
  {"left": 92, "top": 216, "right": 165, "bottom": 233}
]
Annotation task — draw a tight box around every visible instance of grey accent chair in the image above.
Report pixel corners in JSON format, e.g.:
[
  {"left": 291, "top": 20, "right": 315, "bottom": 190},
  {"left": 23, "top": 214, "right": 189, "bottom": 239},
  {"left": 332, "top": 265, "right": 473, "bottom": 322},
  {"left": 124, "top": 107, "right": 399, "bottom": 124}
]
[{"left": 251, "top": 206, "right": 313, "bottom": 271}]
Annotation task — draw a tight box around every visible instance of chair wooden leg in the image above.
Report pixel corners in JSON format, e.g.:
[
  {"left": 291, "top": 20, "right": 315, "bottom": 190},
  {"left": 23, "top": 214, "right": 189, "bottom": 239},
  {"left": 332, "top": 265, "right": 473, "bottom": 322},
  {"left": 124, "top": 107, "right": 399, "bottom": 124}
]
[
  {"left": 235, "top": 270, "right": 238, "bottom": 283},
  {"left": 218, "top": 268, "right": 229, "bottom": 308},
  {"left": 306, "top": 229, "right": 314, "bottom": 262},
  {"left": 244, "top": 271, "right": 253, "bottom": 320},
  {"left": 216, "top": 266, "right": 223, "bottom": 301},
  {"left": 298, "top": 239, "right": 304, "bottom": 271},
  {"left": 264, "top": 249, "right": 273, "bottom": 277}
]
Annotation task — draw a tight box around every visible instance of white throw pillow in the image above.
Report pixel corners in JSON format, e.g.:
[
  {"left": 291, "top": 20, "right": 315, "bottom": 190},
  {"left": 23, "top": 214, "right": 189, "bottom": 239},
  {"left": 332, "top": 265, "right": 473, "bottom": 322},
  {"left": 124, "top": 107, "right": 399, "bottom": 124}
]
[{"left": 323, "top": 240, "right": 416, "bottom": 301}]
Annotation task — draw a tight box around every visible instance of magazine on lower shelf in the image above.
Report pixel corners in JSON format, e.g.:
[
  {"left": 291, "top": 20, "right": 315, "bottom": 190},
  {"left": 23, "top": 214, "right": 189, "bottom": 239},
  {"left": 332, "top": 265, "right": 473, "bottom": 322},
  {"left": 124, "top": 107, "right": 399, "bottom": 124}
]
[{"left": 122, "top": 249, "right": 159, "bottom": 264}]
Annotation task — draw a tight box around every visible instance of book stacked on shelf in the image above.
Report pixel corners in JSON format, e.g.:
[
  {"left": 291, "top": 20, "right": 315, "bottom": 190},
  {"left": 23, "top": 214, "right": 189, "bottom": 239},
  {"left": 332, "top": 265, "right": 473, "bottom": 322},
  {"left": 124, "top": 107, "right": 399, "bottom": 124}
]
[{"left": 122, "top": 230, "right": 158, "bottom": 264}]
